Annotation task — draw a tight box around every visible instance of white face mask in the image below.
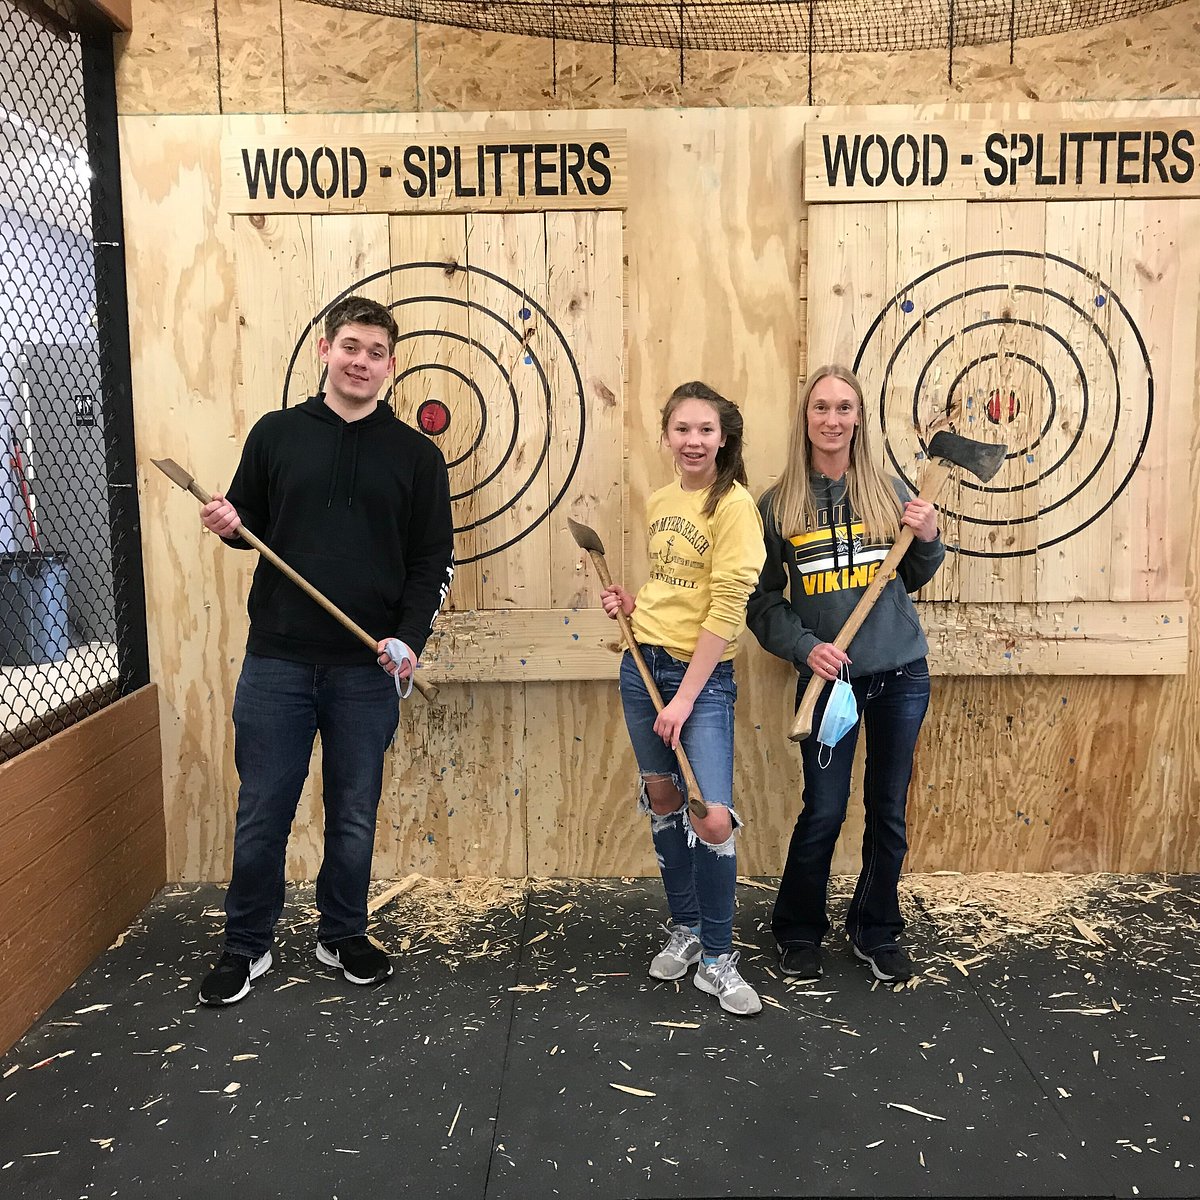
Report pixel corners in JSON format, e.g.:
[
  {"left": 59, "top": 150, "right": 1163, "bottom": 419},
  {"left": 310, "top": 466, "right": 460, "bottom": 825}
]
[{"left": 816, "top": 665, "right": 858, "bottom": 768}]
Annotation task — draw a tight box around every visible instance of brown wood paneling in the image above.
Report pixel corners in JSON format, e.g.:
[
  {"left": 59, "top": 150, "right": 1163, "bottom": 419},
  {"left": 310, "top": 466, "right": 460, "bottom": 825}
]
[
  {"left": 0, "top": 823, "right": 163, "bottom": 1054},
  {"left": 0, "top": 686, "right": 165, "bottom": 1054},
  {"left": 84, "top": 0, "right": 133, "bottom": 30}
]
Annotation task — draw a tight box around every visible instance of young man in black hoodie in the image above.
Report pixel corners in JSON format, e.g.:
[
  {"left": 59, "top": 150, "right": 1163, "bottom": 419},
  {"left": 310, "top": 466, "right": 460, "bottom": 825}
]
[{"left": 196, "top": 295, "right": 454, "bottom": 1006}]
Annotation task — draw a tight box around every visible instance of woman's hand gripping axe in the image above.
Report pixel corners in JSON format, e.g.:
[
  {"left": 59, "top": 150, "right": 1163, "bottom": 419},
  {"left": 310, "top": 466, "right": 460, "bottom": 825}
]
[
  {"left": 153, "top": 456, "right": 439, "bottom": 703},
  {"left": 788, "top": 429, "right": 1006, "bottom": 743},
  {"left": 568, "top": 517, "right": 709, "bottom": 820}
]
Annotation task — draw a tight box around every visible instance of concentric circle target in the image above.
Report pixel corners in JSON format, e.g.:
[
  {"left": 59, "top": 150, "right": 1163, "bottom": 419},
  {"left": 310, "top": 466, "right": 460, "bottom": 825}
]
[
  {"left": 283, "top": 263, "right": 586, "bottom": 564},
  {"left": 854, "top": 250, "right": 1153, "bottom": 558}
]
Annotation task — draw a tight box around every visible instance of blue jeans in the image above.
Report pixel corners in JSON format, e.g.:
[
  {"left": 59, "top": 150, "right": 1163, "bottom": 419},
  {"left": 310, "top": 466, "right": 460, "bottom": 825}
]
[
  {"left": 619, "top": 646, "right": 739, "bottom": 957},
  {"left": 224, "top": 653, "right": 400, "bottom": 958},
  {"left": 773, "top": 658, "right": 931, "bottom": 952}
]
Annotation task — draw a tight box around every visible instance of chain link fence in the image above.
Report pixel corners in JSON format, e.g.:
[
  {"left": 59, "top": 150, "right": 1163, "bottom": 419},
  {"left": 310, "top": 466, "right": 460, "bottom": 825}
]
[{"left": 1, "top": 1, "right": 147, "bottom": 762}]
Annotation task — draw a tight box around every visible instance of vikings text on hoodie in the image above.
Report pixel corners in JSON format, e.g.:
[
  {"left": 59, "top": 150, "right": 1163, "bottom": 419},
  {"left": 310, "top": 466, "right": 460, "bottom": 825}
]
[
  {"left": 747, "top": 471, "right": 944, "bottom": 680},
  {"left": 224, "top": 395, "right": 455, "bottom": 665}
]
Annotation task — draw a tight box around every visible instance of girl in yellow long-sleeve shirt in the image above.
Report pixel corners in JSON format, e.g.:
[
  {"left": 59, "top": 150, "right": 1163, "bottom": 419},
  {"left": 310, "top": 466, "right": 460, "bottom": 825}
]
[{"left": 602, "top": 381, "right": 765, "bottom": 1016}]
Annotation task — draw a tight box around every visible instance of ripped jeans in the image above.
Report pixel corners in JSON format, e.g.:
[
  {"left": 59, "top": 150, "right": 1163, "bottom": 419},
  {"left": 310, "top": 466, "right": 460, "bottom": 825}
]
[{"left": 618, "top": 646, "right": 740, "bottom": 957}]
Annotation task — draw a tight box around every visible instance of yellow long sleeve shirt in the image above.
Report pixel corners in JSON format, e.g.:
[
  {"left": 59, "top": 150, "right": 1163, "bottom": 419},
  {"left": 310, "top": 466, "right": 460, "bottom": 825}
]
[{"left": 631, "top": 480, "right": 765, "bottom": 663}]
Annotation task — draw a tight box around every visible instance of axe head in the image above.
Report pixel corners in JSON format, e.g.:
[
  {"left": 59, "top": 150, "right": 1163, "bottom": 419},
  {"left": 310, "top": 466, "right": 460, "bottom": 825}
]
[
  {"left": 566, "top": 517, "right": 606, "bottom": 556},
  {"left": 152, "top": 457, "right": 194, "bottom": 489},
  {"left": 926, "top": 429, "right": 1007, "bottom": 483}
]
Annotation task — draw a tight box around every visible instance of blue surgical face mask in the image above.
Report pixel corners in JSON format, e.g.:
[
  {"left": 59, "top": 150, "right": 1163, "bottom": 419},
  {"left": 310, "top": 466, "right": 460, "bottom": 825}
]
[{"left": 817, "top": 666, "right": 858, "bottom": 768}]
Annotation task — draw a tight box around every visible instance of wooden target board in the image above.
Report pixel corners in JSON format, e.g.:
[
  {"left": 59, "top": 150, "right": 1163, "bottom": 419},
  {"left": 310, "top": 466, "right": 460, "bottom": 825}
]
[
  {"left": 225, "top": 126, "right": 626, "bottom": 682},
  {"left": 804, "top": 115, "right": 1197, "bottom": 673}
]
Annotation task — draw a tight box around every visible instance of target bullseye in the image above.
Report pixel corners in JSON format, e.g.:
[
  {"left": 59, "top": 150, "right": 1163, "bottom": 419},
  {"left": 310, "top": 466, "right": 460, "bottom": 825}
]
[
  {"left": 854, "top": 250, "right": 1153, "bottom": 558},
  {"left": 283, "top": 261, "right": 587, "bottom": 565}
]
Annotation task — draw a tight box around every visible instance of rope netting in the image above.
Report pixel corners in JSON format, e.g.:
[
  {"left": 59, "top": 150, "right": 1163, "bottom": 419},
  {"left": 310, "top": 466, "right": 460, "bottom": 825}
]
[{"left": 298, "top": 0, "right": 1187, "bottom": 53}]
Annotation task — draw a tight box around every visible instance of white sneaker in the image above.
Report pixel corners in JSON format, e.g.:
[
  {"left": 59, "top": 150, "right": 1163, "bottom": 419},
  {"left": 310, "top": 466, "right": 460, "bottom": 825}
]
[
  {"left": 693, "top": 951, "right": 762, "bottom": 1016},
  {"left": 649, "top": 923, "right": 702, "bottom": 980}
]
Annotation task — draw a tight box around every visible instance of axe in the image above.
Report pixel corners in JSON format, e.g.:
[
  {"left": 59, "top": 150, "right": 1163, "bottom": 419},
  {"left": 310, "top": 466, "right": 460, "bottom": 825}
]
[
  {"left": 153, "top": 457, "right": 438, "bottom": 703},
  {"left": 567, "top": 517, "right": 708, "bottom": 820},
  {"left": 788, "top": 429, "right": 1006, "bottom": 743}
]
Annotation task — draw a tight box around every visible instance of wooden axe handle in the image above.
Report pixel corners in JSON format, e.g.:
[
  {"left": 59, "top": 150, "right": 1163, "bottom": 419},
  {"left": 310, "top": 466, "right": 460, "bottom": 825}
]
[
  {"left": 582, "top": 547, "right": 708, "bottom": 820},
  {"left": 185, "top": 477, "right": 438, "bottom": 704},
  {"left": 788, "top": 459, "right": 953, "bottom": 743}
]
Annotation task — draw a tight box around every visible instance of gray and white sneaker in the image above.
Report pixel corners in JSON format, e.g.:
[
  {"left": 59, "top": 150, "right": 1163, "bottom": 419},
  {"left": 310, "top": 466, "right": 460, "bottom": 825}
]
[
  {"left": 693, "top": 951, "right": 762, "bottom": 1016},
  {"left": 649, "top": 923, "right": 702, "bottom": 980}
]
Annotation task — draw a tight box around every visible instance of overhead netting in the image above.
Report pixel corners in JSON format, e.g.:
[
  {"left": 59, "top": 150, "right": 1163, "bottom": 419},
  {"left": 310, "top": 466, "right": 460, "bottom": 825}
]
[{"left": 298, "top": 0, "right": 1187, "bottom": 53}]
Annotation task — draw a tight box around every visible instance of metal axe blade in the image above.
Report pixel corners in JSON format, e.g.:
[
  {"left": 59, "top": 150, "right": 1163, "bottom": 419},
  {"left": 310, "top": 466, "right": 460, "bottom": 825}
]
[
  {"left": 566, "top": 517, "right": 606, "bottom": 556},
  {"left": 926, "top": 429, "right": 1007, "bottom": 483}
]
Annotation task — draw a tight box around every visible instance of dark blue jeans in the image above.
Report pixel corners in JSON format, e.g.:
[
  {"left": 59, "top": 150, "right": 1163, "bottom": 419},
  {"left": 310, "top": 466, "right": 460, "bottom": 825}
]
[
  {"left": 224, "top": 653, "right": 400, "bottom": 958},
  {"left": 772, "top": 658, "right": 930, "bottom": 952},
  {"left": 619, "top": 647, "right": 740, "bottom": 957}
]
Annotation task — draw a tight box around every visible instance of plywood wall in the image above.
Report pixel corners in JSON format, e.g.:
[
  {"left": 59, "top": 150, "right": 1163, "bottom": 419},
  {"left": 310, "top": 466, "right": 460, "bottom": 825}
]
[{"left": 115, "top": 3, "right": 1200, "bottom": 881}]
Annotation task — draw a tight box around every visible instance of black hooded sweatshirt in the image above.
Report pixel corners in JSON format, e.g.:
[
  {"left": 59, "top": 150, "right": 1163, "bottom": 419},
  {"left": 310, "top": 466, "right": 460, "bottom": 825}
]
[{"left": 224, "top": 394, "right": 455, "bottom": 665}]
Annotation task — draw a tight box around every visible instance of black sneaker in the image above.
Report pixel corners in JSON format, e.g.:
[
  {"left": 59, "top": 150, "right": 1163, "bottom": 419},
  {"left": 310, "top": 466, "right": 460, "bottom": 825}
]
[
  {"left": 852, "top": 941, "right": 915, "bottom": 983},
  {"left": 778, "top": 943, "right": 823, "bottom": 980},
  {"left": 316, "top": 935, "right": 392, "bottom": 985},
  {"left": 198, "top": 949, "right": 272, "bottom": 1006}
]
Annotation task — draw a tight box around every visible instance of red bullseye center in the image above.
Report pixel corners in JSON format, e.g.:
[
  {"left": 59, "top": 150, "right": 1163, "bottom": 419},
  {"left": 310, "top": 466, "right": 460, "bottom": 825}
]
[{"left": 418, "top": 400, "right": 450, "bottom": 435}]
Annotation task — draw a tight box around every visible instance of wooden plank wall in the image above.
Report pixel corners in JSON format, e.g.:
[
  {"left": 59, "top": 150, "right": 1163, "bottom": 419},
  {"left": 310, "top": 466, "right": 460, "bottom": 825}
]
[
  {"left": 0, "top": 686, "right": 165, "bottom": 1054},
  {"left": 112, "top": 3, "right": 1200, "bottom": 881}
]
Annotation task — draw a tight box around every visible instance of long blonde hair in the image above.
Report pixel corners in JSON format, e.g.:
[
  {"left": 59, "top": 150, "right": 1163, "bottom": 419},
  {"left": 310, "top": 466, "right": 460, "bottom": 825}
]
[{"left": 766, "top": 365, "right": 901, "bottom": 543}]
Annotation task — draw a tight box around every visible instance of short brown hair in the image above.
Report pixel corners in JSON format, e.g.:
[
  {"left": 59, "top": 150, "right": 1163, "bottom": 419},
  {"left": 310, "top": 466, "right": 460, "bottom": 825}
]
[{"left": 324, "top": 295, "right": 399, "bottom": 352}]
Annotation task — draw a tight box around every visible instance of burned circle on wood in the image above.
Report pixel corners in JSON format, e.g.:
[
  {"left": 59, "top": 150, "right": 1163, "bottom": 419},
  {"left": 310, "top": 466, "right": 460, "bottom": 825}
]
[
  {"left": 284, "top": 263, "right": 586, "bottom": 564},
  {"left": 854, "top": 250, "right": 1153, "bottom": 558}
]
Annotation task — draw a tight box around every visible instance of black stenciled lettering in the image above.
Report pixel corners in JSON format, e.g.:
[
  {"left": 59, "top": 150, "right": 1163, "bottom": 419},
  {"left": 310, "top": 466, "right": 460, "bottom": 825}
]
[
  {"left": 428, "top": 146, "right": 453, "bottom": 198},
  {"left": 586, "top": 142, "right": 612, "bottom": 194},
  {"left": 562, "top": 143, "right": 587, "bottom": 194},
  {"left": 1170, "top": 128, "right": 1195, "bottom": 183},
  {"left": 310, "top": 146, "right": 339, "bottom": 199},
  {"left": 983, "top": 133, "right": 1008, "bottom": 186},
  {"left": 279, "top": 146, "right": 309, "bottom": 199},
  {"left": 402, "top": 145, "right": 427, "bottom": 198},
  {"left": 822, "top": 133, "right": 860, "bottom": 185},
  {"left": 1065, "top": 132, "right": 1092, "bottom": 184},
  {"left": 1116, "top": 131, "right": 1141, "bottom": 185},
  {"left": 859, "top": 134, "right": 888, "bottom": 186},
  {"left": 1145, "top": 130, "right": 1170, "bottom": 183},
  {"left": 534, "top": 144, "right": 558, "bottom": 195},
  {"left": 344, "top": 147, "right": 366, "bottom": 198},
  {"left": 925, "top": 134, "right": 948, "bottom": 185},
  {"left": 509, "top": 143, "right": 534, "bottom": 194},
  {"left": 241, "top": 147, "right": 281, "bottom": 200},
  {"left": 485, "top": 145, "right": 508, "bottom": 195},
  {"left": 891, "top": 134, "right": 919, "bottom": 186},
  {"left": 1034, "top": 134, "right": 1057, "bottom": 186},
  {"left": 452, "top": 146, "right": 477, "bottom": 197},
  {"left": 1092, "top": 131, "right": 1117, "bottom": 183}
]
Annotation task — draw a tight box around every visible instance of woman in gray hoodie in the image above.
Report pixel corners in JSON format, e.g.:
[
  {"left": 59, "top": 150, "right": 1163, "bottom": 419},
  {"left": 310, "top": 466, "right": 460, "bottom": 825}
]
[{"left": 747, "top": 365, "right": 944, "bottom": 986}]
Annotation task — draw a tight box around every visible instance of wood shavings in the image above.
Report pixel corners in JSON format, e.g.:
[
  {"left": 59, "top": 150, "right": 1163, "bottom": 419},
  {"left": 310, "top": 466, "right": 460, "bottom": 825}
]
[
  {"left": 365, "top": 875, "right": 540, "bottom": 945},
  {"left": 735, "top": 877, "right": 777, "bottom": 892},
  {"left": 30, "top": 1051, "right": 74, "bottom": 1070},
  {"left": 650, "top": 1021, "right": 700, "bottom": 1029},
  {"left": 223, "top": 1082, "right": 240, "bottom": 1094},
  {"left": 1069, "top": 916, "right": 1106, "bottom": 945},
  {"left": 74, "top": 1004, "right": 112, "bottom": 1014},
  {"left": 887, "top": 1102, "right": 946, "bottom": 1121},
  {"left": 90, "top": 1139, "right": 114, "bottom": 1152},
  {"left": 610, "top": 1083, "right": 656, "bottom": 1097},
  {"left": 894, "top": 872, "right": 1133, "bottom": 953},
  {"left": 447, "top": 1102, "right": 462, "bottom": 1138}
]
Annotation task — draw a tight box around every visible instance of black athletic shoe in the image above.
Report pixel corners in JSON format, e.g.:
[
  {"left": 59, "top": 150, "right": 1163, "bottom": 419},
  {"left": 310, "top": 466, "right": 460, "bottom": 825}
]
[
  {"left": 198, "top": 949, "right": 272, "bottom": 1006},
  {"left": 778, "top": 943, "right": 824, "bottom": 981},
  {"left": 316, "top": 935, "right": 392, "bottom": 985},
  {"left": 852, "top": 941, "right": 915, "bottom": 983}
]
